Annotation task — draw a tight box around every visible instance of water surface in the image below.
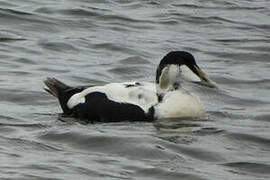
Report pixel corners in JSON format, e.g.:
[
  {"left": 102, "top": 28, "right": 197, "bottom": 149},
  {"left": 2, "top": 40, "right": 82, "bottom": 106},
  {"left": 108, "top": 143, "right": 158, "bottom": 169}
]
[{"left": 1, "top": 0, "right": 270, "bottom": 179}]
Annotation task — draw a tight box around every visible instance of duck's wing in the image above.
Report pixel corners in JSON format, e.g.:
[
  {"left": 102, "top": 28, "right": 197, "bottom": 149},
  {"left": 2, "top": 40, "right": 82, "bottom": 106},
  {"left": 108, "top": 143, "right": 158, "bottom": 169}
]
[
  {"left": 67, "top": 81, "right": 158, "bottom": 113},
  {"left": 98, "top": 82, "right": 158, "bottom": 112}
]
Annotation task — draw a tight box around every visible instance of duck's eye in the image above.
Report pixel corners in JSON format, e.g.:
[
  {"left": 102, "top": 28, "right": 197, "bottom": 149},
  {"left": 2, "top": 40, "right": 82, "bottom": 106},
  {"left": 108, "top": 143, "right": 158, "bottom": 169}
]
[
  {"left": 157, "top": 93, "right": 164, "bottom": 102},
  {"left": 173, "top": 82, "right": 180, "bottom": 90}
]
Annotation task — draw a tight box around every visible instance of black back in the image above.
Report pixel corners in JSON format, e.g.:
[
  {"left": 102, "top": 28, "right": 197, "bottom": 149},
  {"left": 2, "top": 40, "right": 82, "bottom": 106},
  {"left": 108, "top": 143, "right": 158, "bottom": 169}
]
[{"left": 156, "top": 51, "right": 199, "bottom": 83}]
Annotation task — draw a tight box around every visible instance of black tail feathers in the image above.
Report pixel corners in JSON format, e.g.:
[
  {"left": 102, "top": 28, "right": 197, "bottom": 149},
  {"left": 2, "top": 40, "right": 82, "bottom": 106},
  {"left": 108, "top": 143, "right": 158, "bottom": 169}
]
[
  {"left": 43, "top": 77, "right": 84, "bottom": 114},
  {"left": 43, "top": 77, "right": 70, "bottom": 98}
]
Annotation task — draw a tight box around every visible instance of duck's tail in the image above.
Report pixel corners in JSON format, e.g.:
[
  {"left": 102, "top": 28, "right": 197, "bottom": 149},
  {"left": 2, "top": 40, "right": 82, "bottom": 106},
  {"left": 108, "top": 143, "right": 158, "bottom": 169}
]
[
  {"left": 44, "top": 77, "right": 84, "bottom": 114},
  {"left": 43, "top": 77, "right": 70, "bottom": 98}
]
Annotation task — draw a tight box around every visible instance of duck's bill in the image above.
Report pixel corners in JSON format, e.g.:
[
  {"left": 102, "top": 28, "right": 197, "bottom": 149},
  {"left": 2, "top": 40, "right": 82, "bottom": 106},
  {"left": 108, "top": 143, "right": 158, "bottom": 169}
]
[{"left": 194, "top": 66, "right": 219, "bottom": 89}]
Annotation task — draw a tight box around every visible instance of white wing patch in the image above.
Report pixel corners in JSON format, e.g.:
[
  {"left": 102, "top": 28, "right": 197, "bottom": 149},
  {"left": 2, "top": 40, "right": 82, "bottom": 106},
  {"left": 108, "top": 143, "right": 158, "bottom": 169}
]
[
  {"left": 67, "top": 82, "right": 158, "bottom": 113},
  {"left": 67, "top": 93, "right": 86, "bottom": 108}
]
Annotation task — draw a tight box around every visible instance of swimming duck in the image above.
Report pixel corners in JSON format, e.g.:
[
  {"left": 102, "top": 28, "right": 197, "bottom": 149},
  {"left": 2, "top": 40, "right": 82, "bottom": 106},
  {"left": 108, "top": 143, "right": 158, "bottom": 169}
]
[{"left": 43, "top": 51, "right": 218, "bottom": 122}]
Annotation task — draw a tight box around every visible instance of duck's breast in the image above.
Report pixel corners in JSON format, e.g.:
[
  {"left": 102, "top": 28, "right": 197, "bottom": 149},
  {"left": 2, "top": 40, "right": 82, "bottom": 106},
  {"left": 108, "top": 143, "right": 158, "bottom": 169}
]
[{"left": 154, "top": 90, "right": 205, "bottom": 119}]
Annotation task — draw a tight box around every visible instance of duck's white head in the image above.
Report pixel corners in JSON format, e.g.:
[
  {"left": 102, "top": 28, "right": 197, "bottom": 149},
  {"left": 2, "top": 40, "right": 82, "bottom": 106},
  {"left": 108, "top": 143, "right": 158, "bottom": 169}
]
[{"left": 156, "top": 51, "right": 218, "bottom": 100}]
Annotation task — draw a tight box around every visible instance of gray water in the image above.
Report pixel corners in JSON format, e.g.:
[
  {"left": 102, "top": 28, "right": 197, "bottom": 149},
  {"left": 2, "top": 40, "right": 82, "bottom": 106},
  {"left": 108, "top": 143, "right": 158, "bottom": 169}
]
[{"left": 1, "top": 0, "right": 270, "bottom": 179}]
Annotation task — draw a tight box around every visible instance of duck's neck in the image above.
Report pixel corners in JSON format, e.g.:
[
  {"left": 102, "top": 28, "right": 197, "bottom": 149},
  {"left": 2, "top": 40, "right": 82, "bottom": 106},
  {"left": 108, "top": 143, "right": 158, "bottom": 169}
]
[
  {"left": 156, "top": 81, "right": 181, "bottom": 102},
  {"left": 155, "top": 64, "right": 183, "bottom": 102}
]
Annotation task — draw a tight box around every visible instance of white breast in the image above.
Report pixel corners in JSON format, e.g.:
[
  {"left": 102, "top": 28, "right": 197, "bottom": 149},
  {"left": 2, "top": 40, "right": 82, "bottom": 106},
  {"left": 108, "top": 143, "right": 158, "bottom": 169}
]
[{"left": 154, "top": 90, "right": 205, "bottom": 119}]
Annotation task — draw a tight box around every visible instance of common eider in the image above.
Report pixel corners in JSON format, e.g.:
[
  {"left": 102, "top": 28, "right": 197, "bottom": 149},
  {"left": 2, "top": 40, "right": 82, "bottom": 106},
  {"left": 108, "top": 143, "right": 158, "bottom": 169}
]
[{"left": 43, "top": 51, "right": 218, "bottom": 122}]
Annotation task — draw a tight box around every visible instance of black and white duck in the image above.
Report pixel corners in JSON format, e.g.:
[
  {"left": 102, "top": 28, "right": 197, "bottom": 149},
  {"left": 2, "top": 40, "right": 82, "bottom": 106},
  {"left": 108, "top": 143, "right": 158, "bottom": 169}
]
[{"left": 43, "top": 51, "right": 218, "bottom": 122}]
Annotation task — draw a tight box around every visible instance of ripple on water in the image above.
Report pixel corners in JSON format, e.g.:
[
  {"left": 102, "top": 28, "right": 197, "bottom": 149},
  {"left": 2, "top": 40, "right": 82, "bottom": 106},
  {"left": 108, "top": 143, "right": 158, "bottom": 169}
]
[
  {"left": 12, "top": 57, "right": 37, "bottom": 65},
  {"left": 38, "top": 40, "right": 79, "bottom": 52},
  {"left": 225, "top": 132, "right": 270, "bottom": 150},
  {"left": 0, "top": 31, "right": 26, "bottom": 42},
  {"left": 0, "top": 88, "right": 53, "bottom": 106},
  {"left": 108, "top": 66, "right": 145, "bottom": 76},
  {"left": 0, "top": 7, "right": 58, "bottom": 29},
  {"left": 255, "top": 114, "right": 270, "bottom": 122},
  {"left": 37, "top": 67, "right": 70, "bottom": 73},
  {"left": 118, "top": 56, "right": 151, "bottom": 65},
  {"left": 39, "top": 131, "right": 179, "bottom": 161},
  {"left": 223, "top": 162, "right": 270, "bottom": 175},
  {"left": 0, "top": 135, "right": 61, "bottom": 152},
  {"left": 135, "top": 167, "right": 207, "bottom": 180}
]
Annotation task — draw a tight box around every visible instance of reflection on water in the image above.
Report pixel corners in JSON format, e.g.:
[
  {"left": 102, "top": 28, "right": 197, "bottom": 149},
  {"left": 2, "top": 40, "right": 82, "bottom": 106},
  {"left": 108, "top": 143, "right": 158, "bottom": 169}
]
[
  {"left": 154, "top": 118, "right": 202, "bottom": 143},
  {"left": 1, "top": 0, "right": 270, "bottom": 179}
]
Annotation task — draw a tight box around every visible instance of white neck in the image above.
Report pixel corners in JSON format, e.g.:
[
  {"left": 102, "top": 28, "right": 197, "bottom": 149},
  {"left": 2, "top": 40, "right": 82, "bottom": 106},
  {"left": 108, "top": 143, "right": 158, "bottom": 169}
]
[{"left": 156, "top": 64, "right": 201, "bottom": 96}]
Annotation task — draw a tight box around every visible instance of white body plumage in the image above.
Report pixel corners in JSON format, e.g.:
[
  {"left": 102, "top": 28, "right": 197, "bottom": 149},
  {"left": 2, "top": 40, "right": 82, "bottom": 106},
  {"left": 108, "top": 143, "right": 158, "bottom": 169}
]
[{"left": 67, "top": 81, "right": 205, "bottom": 119}]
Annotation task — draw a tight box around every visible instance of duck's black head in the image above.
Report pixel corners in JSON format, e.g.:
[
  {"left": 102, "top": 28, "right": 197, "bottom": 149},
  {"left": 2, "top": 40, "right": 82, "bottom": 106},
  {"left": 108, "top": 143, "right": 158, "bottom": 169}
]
[
  {"left": 156, "top": 51, "right": 199, "bottom": 83},
  {"left": 155, "top": 51, "right": 218, "bottom": 93}
]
